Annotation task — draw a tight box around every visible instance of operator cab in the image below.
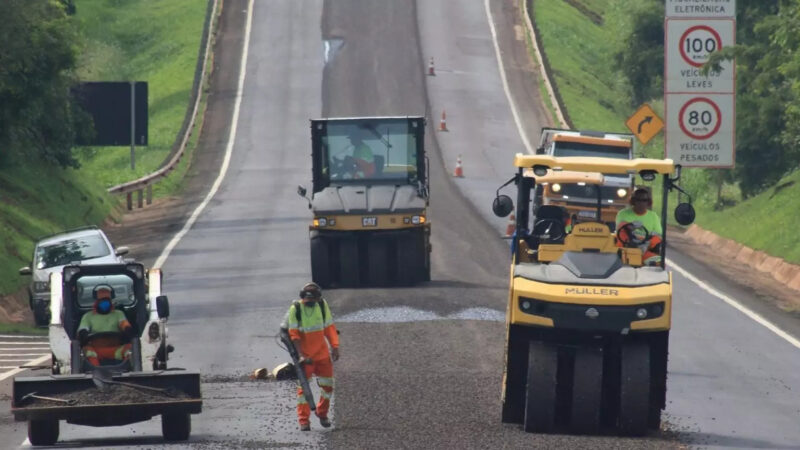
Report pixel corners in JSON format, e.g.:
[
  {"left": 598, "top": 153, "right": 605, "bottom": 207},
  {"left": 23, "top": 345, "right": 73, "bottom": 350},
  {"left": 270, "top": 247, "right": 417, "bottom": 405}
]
[
  {"left": 61, "top": 263, "right": 149, "bottom": 371},
  {"left": 494, "top": 156, "right": 695, "bottom": 276}
]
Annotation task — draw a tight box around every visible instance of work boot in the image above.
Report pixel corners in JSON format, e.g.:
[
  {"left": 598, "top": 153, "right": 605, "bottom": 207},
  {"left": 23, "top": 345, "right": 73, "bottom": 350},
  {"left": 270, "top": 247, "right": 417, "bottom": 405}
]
[
  {"left": 318, "top": 416, "right": 331, "bottom": 428},
  {"left": 300, "top": 423, "right": 311, "bottom": 431}
]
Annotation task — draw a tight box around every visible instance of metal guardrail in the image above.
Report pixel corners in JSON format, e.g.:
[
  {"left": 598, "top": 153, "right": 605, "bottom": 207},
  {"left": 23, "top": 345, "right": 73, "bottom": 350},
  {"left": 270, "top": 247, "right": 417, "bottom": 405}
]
[
  {"left": 523, "top": 0, "right": 571, "bottom": 129},
  {"left": 107, "top": 0, "right": 220, "bottom": 209}
]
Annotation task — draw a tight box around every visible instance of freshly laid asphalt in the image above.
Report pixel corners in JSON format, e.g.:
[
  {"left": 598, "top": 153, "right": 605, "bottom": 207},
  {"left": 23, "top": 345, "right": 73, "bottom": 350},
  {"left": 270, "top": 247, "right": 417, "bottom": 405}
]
[{"left": 1, "top": 1, "right": 800, "bottom": 449}]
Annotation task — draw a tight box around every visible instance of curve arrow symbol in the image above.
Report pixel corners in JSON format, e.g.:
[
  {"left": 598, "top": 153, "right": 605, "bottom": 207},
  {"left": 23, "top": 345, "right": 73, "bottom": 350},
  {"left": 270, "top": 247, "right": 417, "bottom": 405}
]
[{"left": 637, "top": 116, "right": 653, "bottom": 134}]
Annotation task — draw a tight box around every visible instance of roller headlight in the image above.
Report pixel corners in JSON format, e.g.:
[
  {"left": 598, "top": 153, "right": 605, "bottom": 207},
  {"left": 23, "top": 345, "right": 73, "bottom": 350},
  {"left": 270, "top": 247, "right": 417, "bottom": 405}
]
[
  {"left": 314, "top": 217, "right": 327, "bottom": 227},
  {"left": 617, "top": 188, "right": 628, "bottom": 198},
  {"left": 411, "top": 215, "right": 425, "bottom": 225},
  {"left": 636, "top": 308, "right": 648, "bottom": 319},
  {"left": 33, "top": 281, "right": 50, "bottom": 292},
  {"left": 552, "top": 183, "right": 561, "bottom": 193}
]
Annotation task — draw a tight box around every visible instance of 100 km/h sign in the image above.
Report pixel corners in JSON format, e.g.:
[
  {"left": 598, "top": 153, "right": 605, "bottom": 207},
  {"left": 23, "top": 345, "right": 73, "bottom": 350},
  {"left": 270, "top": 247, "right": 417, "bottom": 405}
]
[
  {"left": 666, "top": 94, "right": 734, "bottom": 167},
  {"left": 666, "top": 19, "right": 735, "bottom": 93}
]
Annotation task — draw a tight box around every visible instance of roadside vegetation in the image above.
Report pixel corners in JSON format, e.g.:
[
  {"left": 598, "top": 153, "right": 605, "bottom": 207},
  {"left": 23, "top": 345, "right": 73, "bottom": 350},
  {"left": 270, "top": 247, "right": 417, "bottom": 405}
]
[
  {"left": 531, "top": 0, "right": 800, "bottom": 263},
  {"left": 0, "top": 0, "right": 208, "bottom": 308}
]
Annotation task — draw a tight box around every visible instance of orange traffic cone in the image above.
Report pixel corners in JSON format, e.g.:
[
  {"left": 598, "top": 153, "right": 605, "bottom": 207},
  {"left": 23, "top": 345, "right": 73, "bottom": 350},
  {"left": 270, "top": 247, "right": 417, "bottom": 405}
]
[
  {"left": 453, "top": 154, "right": 464, "bottom": 178},
  {"left": 439, "top": 110, "right": 448, "bottom": 132},
  {"left": 428, "top": 57, "right": 436, "bottom": 76},
  {"left": 505, "top": 214, "right": 516, "bottom": 237}
]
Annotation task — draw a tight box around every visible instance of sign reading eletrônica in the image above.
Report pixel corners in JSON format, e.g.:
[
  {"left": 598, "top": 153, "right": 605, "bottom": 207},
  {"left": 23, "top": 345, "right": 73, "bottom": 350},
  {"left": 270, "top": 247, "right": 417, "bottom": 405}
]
[{"left": 665, "top": 0, "right": 736, "bottom": 18}]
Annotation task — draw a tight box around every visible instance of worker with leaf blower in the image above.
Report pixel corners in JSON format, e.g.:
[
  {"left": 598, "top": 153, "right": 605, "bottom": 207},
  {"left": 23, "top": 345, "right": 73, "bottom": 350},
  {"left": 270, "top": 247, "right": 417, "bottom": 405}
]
[{"left": 281, "top": 282, "right": 340, "bottom": 431}]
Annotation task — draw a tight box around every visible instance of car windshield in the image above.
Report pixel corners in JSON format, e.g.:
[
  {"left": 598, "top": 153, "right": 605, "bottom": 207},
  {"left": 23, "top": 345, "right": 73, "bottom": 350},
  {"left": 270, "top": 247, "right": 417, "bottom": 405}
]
[
  {"left": 322, "top": 120, "right": 419, "bottom": 183},
  {"left": 553, "top": 142, "right": 630, "bottom": 159},
  {"left": 74, "top": 274, "right": 136, "bottom": 308},
  {"left": 35, "top": 235, "right": 111, "bottom": 269}
]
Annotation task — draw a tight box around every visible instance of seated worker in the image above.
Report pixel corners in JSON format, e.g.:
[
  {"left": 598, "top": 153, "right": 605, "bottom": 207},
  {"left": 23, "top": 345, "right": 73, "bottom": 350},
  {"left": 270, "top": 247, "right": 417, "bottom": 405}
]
[
  {"left": 345, "top": 129, "right": 375, "bottom": 178},
  {"left": 616, "top": 188, "right": 663, "bottom": 265},
  {"left": 77, "top": 284, "right": 136, "bottom": 366}
]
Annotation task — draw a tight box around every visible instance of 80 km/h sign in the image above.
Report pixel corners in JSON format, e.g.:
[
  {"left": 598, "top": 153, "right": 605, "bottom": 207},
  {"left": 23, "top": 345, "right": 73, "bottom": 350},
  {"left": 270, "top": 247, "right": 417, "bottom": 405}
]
[{"left": 666, "top": 94, "right": 734, "bottom": 167}]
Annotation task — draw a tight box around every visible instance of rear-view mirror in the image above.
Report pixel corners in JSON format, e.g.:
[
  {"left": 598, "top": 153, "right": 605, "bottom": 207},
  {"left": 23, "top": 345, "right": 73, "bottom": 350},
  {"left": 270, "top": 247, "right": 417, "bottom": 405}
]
[
  {"left": 640, "top": 170, "right": 657, "bottom": 181},
  {"left": 156, "top": 295, "right": 170, "bottom": 319},
  {"left": 492, "top": 195, "right": 514, "bottom": 217},
  {"left": 19, "top": 267, "right": 31, "bottom": 276},
  {"left": 674, "top": 203, "right": 696, "bottom": 226},
  {"left": 297, "top": 185, "right": 307, "bottom": 198},
  {"left": 115, "top": 246, "right": 129, "bottom": 257}
]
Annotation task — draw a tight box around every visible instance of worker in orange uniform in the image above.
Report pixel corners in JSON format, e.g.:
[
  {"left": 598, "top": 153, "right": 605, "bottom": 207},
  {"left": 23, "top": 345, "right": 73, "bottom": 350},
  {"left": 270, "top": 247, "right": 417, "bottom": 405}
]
[
  {"left": 77, "top": 284, "right": 136, "bottom": 367},
  {"left": 285, "top": 282, "right": 340, "bottom": 431}
]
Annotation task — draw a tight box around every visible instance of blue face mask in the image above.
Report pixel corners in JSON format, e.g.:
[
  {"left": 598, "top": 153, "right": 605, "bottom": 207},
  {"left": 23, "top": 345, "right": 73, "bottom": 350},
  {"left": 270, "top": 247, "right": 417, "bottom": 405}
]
[{"left": 97, "top": 300, "right": 112, "bottom": 314}]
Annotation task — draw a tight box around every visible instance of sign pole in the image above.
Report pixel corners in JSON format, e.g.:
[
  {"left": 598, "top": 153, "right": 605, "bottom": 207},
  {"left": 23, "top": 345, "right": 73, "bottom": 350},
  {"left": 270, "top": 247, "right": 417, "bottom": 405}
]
[{"left": 130, "top": 81, "right": 136, "bottom": 170}]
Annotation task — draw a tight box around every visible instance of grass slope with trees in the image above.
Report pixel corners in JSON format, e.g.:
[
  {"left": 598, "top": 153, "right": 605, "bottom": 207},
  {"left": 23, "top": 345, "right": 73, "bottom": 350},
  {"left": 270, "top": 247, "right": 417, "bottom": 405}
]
[
  {"left": 0, "top": 0, "right": 207, "bottom": 328},
  {"left": 531, "top": 0, "right": 800, "bottom": 264}
]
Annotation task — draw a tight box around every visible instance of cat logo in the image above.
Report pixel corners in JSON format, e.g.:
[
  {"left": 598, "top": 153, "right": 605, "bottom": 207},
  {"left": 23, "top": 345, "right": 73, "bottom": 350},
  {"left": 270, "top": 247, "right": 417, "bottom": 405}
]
[{"left": 362, "top": 217, "right": 378, "bottom": 227}]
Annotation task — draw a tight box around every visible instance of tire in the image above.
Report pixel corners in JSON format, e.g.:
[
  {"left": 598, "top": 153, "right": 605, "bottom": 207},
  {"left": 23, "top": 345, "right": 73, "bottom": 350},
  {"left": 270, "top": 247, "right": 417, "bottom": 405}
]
[
  {"left": 396, "top": 234, "right": 422, "bottom": 286},
  {"left": 162, "top": 413, "right": 191, "bottom": 441},
  {"left": 571, "top": 346, "right": 603, "bottom": 435},
  {"left": 28, "top": 419, "right": 59, "bottom": 446},
  {"left": 338, "top": 238, "right": 360, "bottom": 287},
  {"left": 524, "top": 342, "right": 558, "bottom": 433},
  {"left": 619, "top": 342, "right": 650, "bottom": 436},
  {"left": 367, "top": 239, "right": 390, "bottom": 286},
  {"left": 310, "top": 237, "right": 331, "bottom": 288},
  {"left": 33, "top": 305, "right": 49, "bottom": 327},
  {"left": 70, "top": 340, "right": 82, "bottom": 374},
  {"left": 649, "top": 332, "right": 669, "bottom": 430},
  {"left": 501, "top": 330, "right": 528, "bottom": 424}
]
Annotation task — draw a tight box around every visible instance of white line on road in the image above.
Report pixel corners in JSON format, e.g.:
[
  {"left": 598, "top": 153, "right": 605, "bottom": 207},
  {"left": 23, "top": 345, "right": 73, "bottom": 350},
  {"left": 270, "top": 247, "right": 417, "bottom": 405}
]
[
  {"left": 0, "top": 353, "right": 48, "bottom": 357},
  {"left": 668, "top": 259, "right": 800, "bottom": 349},
  {"left": 483, "top": 0, "right": 534, "bottom": 154},
  {"left": 483, "top": 0, "right": 800, "bottom": 352},
  {"left": 0, "top": 354, "right": 50, "bottom": 382},
  {"left": 0, "top": 335, "right": 46, "bottom": 339},
  {"left": 0, "top": 342, "right": 50, "bottom": 346},
  {"left": 153, "top": 0, "right": 255, "bottom": 269}
]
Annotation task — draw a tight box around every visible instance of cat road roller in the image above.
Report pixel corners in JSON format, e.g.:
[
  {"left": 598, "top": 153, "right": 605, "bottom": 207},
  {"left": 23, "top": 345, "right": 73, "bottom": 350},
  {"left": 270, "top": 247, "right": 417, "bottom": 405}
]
[
  {"left": 298, "top": 116, "right": 430, "bottom": 288},
  {"left": 492, "top": 155, "right": 695, "bottom": 436}
]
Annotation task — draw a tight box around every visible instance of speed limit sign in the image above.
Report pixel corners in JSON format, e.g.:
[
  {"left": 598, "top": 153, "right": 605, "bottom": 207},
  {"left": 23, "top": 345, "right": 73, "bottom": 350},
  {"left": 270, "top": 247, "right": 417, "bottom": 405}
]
[
  {"left": 666, "top": 19, "right": 734, "bottom": 93},
  {"left": 666, "top": 94, "right": 734, "bottom": 167}
]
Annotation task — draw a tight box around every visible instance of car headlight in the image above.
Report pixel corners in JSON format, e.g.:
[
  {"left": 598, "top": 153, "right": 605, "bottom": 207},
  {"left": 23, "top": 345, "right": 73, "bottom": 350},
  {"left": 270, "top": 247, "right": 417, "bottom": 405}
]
[
  {"left": 617, "top": 188, "right": 628, "bottom": 198},
  {"left": 33, "top": 281, "right": 50, "bottom": 292},
  {"left": 552, "top": 183, "right": 561, "bottom": 193},
  {"left": 411, "top": 215, "right": 425, "bottom": 225}
]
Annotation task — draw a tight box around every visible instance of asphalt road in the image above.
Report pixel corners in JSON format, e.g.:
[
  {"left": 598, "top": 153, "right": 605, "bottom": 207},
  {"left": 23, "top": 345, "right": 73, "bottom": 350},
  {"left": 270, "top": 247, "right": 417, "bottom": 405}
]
[{"left": 2, "top": 0, "right": 800, "bottom": 449}]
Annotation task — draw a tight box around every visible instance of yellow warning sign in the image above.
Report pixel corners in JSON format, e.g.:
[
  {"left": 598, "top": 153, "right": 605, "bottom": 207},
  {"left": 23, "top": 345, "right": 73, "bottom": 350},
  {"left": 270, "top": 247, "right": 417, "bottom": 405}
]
[{"left": 626, "top": 104, "right": 664, "bottom": 145}]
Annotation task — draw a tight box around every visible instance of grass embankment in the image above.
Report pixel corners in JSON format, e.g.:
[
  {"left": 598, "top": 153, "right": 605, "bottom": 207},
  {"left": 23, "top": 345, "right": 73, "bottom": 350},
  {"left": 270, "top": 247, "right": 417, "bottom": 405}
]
[
  {"left": 531, "top": 0, "right": 800, "bottom": 264},
  {"left": 74, "top": 0, "right": 207, "bottom": 195},
  {"left": 0, "top": 0, "right": 208, "bottom": 313}
]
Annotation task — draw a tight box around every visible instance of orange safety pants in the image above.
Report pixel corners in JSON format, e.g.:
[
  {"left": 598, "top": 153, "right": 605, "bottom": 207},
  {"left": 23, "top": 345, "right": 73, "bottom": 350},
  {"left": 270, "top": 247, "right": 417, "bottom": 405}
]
[
  {"left": 84, "top": 344, "right": 132, "bottom": 367},
  {"left": 297, "top": 357, "right": 334, "bottom": 425}
]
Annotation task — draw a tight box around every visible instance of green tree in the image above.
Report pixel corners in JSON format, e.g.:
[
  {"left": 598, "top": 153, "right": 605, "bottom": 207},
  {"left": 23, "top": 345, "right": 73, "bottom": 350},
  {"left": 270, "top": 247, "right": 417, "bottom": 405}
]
[
  {"left": 611, "top": 0, "right": 664, "bottom": 107},
  {"left": 0, "top": 0, "right": 89, "bottom": 168}
]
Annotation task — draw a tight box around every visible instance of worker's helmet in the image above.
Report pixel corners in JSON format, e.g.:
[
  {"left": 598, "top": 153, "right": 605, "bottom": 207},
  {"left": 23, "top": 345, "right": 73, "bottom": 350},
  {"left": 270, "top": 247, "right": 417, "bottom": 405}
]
[
  {"left": 299, "top": 282, "right": 322, "bottom": 300},
  {"left": 92, "top": 284, "right": 115, "bottom": 300}
]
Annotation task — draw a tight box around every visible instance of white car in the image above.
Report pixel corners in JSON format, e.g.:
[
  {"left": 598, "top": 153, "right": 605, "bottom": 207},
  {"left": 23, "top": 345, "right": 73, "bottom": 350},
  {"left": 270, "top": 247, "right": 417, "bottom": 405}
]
[{"left": 19, "top": 226, "right": 129, "bottom": 326}]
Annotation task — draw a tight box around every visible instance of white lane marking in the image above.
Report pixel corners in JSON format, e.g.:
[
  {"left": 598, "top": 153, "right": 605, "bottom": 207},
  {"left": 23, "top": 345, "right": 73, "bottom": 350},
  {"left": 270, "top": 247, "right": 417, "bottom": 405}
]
[
  {"left": 153, "top": 0, "right": 255, "bottom": 269},
  {"left": 0, "top": 354, "right": 48, "bottom": 357},
  {"left": 483, "top": 0, "right": 534, "bottom": 154},
  {"left": 483, "top": 0, "right": 800, "bottom": 351},
  {"left": 0, "top": 342, "right": 50, "bottom": 346},
  {"left": 0, "top": 354, "right": 50, "bottom": 382},
  {"left": 0, "top": 335, "right": 46, "bottom": 339},
  {"left": 668, "top": 258, "right": 800, "bottom": 349}
]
